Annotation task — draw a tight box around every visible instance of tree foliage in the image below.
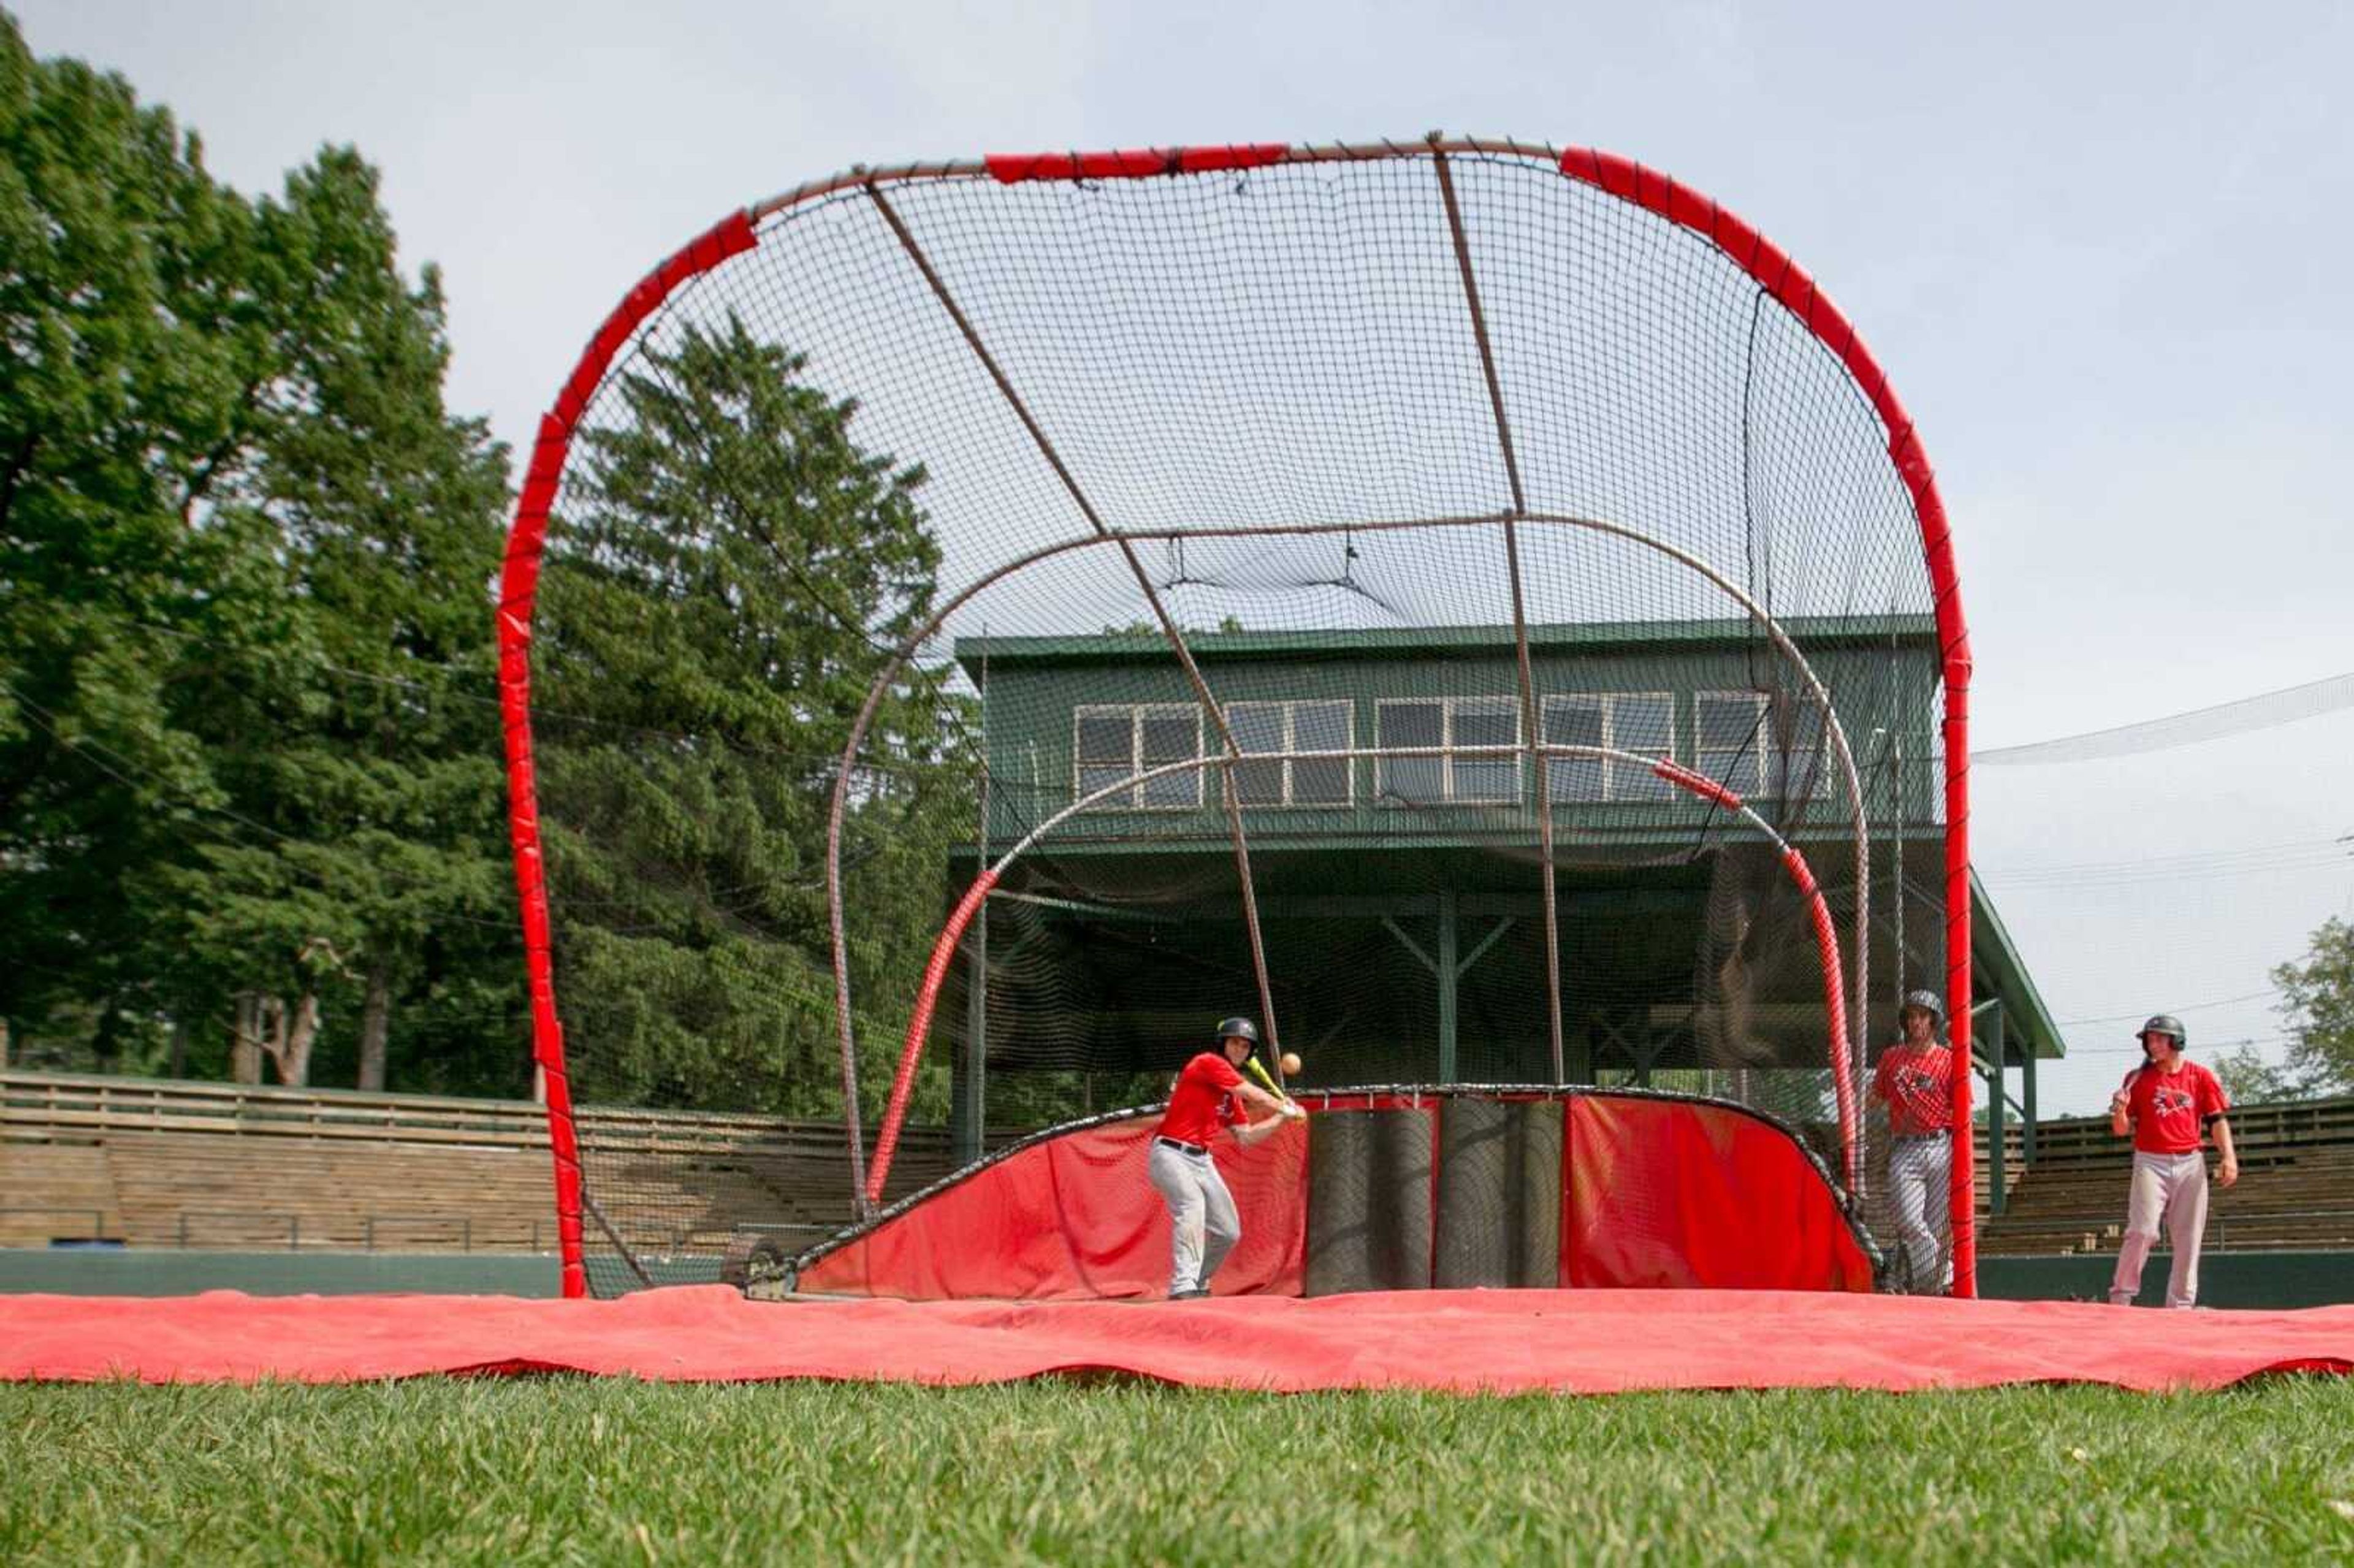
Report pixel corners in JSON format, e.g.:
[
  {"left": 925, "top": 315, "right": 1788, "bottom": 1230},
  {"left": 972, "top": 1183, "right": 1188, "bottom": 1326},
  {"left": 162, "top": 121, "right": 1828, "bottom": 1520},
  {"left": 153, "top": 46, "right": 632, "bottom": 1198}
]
[
  {"left": 2268, "top": 915, "right": 2354, "bottom": 1098},
  {"left": 532, "top": 316, "right": 967, "bottom": 1118},
  {"left": 2210, "top": 1044, "right": 2307, "bottom": 1108},
  {"left": 0, "top": 20, "right": 966, "bottom": 1124},
  {"left": 0, "top": 17, "right": 518, "bottom": 1091},
  {"left": 2211, "top": 918, "right": 2354, "bottom": 1105},
  {"left": 0, "top": 18, "right": 269, "bottom": 1062}
]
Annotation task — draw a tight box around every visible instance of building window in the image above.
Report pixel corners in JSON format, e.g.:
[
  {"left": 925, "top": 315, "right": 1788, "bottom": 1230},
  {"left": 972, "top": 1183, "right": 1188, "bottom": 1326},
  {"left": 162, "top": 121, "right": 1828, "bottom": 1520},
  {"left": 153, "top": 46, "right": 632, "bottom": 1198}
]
[
  {"left": 1696, "top": 691, "right": 1768, "bottom": 797},
  {"left": 1688, "top": 693, "right": 1841, "bottom": 805},
  {"left": 1377, "top": 699, "right": 1444, "bottom": 804},
  {"left": 1539, "top": 695, "right": 1606, "bottom": 802},
  {"left": 1074, "top": 704, "right": 1203, "bottom": 810},
  {"left": 1759, "top": 699, "right": 1834, "bottom": 802},
  {"left": 1376, "top": 696, "right": 1521, "bottom": 805},
  {"left": 1227, "top": 700, "right": 1354, "bottom": 807},
  {"left": 1075, "top": 710, "right": 1135, "bottom": 804},
  {"left": 1541, "top": 692, "right": 1677, "bottom": 802},
  {"left": 1610, "top": 691, "right": 1678, "bottom": 801}
]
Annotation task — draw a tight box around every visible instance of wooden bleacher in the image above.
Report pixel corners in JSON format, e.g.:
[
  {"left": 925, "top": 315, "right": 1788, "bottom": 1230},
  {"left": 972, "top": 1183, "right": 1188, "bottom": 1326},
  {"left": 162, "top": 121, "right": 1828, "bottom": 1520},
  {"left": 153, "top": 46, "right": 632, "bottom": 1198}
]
[
  {"left": 1978, "top": 1096, "right": 2354, "bottom": 1257},
  {"left": 16, "top": 1070, "right": 2344, "bottom": 1263},
  {"left": 1, "top": 1071, "right": 975, "bottom": 1255}
]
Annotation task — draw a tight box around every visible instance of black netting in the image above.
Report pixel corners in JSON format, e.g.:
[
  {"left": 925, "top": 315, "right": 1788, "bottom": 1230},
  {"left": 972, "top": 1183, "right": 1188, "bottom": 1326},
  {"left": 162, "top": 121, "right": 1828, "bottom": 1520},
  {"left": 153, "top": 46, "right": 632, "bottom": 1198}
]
[
  {"left": 515, "top": 144, "right": 1951, "bottom": 1296},
  {"left": 1433, "top": 1097, "right": 1563, "bottom": 1288},
  {"left": 1304, "top": 1108, "right": 1437, "bottom": 1296}
]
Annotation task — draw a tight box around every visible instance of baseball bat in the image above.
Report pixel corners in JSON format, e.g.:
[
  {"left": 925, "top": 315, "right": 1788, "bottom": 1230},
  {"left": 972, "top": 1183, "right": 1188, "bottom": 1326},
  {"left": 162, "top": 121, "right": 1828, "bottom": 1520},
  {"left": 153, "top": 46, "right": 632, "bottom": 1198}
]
[{"left": 1244, "top": 1055, "right": 1298, "bottom": 1111}]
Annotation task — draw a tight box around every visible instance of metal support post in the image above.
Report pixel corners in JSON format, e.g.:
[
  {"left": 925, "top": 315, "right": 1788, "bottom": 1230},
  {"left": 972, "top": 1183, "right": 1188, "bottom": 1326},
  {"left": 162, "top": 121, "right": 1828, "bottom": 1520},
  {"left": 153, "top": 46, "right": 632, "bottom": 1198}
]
[
  {"left": 2021, "top": 1040, "right": 2038, "bottom": 1163},
  {"left": 958, "top": 653, "right": 992, "bottom": 1166},
  {"left": 958, "top": 892, "right": 988, "bottom": 1166},
  {"left": 1976, "top": 998, "right": 2007, "bottom": 1216},
  {"left": 1436, "top": 890, "right": 1460, "bottom": 1084}
]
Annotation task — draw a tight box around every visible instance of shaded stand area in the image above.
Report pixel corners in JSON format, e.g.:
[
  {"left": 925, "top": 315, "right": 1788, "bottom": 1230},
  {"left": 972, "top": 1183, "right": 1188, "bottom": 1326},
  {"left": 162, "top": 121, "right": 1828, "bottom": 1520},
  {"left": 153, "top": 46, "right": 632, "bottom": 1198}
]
[
  {"left": 946, "top": 847, "right": 1849, "bottom": 1121},
  {"left": 943, "top": 841, "right": 2022, "bottom": 1152}
]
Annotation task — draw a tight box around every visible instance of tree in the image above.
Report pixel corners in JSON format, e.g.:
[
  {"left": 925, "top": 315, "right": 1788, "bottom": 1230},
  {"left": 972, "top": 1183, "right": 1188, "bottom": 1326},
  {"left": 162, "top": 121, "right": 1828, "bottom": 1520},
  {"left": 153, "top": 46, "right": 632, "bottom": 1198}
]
[
  {"left": 531, "top": 314, "right": 966, "bottom": 1119},
  {"left": 0, "top": 17, "right": 283, "bottom": 1070},
  {"left": 0, "top": 20, "right": 521, "bottom": 1094},
  {"left": 2269, "top": 915, "right": 2354, "bottom": 1097},
  {"left": 2210, "top": 1043, "right": 2307, "bottom": 1108},
  {"left": 164, "top": 147, "right": 516, "bottom": 1091},
  {"left": 0, "top": 20, "right": 967, "bottom": 1122}
]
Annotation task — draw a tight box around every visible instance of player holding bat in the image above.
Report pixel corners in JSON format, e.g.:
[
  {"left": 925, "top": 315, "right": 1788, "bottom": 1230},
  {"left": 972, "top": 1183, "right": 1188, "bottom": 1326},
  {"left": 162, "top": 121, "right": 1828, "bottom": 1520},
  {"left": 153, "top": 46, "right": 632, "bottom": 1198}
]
[
  {"left": 1148, "top": 1017, "right": 1305, "bottom": 1300},
  {"left": 2106, "top": 1014, "right": 2237, "bottom": 1308},
  {"left": 1872, "top": 991, "right": 1957, "bottom": 1293}
]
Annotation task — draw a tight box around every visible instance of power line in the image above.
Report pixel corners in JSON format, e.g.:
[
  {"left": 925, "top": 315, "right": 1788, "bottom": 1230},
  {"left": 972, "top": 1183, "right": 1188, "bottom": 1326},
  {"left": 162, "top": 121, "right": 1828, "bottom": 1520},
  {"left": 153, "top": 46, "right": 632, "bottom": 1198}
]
[
  {"left": 2066, "top": 1033, "right": 2295, "bottom": 1059},
  {"left": 1986, "top": 836, "right": 2350, "bottom": 878},
  {"left": 2057, "top": 988, "right": 2283, "bottom": 1026}
]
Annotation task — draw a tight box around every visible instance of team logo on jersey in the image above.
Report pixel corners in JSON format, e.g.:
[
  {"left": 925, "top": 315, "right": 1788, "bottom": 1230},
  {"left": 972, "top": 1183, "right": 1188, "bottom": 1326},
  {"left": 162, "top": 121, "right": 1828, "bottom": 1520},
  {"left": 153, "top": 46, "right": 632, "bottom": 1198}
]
[
  {"left": 1896, "top": 1067, "right": 1940, "bottom": 1099},
  {"left": 2152, "top": 1084, "right": 2195, "bottom": 1117}
]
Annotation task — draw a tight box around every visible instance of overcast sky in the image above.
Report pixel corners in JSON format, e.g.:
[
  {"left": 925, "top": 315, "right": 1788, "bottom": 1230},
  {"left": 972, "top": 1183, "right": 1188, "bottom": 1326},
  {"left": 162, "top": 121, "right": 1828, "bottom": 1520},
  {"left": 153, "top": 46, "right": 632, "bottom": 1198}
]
[{"left": 21, "top": 1, "right": 2352, "bottom": 1113}]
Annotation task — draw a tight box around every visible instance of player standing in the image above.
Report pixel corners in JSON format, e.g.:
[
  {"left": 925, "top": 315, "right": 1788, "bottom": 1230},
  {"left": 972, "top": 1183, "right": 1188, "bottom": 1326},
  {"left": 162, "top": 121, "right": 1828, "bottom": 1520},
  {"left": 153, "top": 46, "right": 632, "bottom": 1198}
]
[
  {"left": 1872, "top": 989, "right": 1959, "bottom": 1293},
  {"left": 2108, "top": 1015, "right": 2238, "bottom": 1307},
  {"left": 1148, "top": 1017, "right": 1303, "bottom": 1300}
]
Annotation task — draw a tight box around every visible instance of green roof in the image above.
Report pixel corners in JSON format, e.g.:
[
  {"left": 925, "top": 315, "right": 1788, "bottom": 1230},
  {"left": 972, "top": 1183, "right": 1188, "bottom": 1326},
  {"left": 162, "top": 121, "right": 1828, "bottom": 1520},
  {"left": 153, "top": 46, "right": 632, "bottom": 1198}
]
[{"left": 956, "top": 614, "right": 1937, "bottom": 676}]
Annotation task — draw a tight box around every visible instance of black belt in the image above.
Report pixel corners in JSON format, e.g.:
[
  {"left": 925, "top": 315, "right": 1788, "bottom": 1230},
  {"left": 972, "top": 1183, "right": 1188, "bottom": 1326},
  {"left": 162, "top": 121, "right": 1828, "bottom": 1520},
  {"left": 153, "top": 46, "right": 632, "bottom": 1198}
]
[{"left": 1156, "top": 1136, "right": 1209, "bottom": 1157}]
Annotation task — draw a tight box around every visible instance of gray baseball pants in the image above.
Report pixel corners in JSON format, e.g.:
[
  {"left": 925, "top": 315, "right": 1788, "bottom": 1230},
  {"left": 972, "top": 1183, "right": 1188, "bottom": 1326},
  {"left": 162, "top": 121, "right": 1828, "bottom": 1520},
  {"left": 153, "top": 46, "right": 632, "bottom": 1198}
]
[
  {"left": 1148, "top": 1138, "right": 1240, "bottom": 1295},
  {"left": 2108, "top": 1150, "right": 2209, "bottom": 1308},
  {"left": 1886, "top": 1134, "right": 1952, "bottom": 1293}
]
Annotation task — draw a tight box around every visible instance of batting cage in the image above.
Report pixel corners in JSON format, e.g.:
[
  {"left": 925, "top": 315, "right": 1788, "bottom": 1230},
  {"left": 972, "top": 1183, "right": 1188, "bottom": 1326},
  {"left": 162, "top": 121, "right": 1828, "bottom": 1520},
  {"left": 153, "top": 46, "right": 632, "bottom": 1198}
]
[{"left": 497, "top": 137, "right": 1973, "bottom": 1302}]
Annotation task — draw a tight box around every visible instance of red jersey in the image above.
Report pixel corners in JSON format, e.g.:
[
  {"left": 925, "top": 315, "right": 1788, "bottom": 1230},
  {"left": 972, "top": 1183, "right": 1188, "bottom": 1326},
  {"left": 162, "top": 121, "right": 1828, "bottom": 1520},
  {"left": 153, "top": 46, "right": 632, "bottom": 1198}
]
[
  {"left": 1873, "top": 1040, "right": 1956, "bottom": 1136},
  {"left": 2121, "top": 1059, "right": 2228, "bottom": 1155},
  {"left": 1157, "top": 1051, "right": 1245, "bottom": 1147}
]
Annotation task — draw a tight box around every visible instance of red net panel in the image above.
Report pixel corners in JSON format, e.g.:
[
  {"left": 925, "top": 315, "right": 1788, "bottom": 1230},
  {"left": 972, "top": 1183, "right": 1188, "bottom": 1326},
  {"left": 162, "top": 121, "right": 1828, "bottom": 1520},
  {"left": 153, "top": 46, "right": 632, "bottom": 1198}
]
[
  {"left": 792, "top": 1089, "right": 1873, "bottom": 1301},
  {"left": 796, "top": 1114, "right": 1309, "bottom": 1301},
  {"left": 498, "top": 140, "right": 1971, "bottom": 1301},
  {"left": 1562, "top": 1095, "right": 1876, "bottom": 1291}
]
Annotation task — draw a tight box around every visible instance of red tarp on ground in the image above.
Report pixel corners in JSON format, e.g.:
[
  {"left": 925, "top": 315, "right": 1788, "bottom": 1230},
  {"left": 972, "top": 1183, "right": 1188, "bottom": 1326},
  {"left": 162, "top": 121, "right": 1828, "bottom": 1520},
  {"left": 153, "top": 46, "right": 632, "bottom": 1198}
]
[{"left": 3, "top": 1287, "right": 2349, "bottom": 1391}]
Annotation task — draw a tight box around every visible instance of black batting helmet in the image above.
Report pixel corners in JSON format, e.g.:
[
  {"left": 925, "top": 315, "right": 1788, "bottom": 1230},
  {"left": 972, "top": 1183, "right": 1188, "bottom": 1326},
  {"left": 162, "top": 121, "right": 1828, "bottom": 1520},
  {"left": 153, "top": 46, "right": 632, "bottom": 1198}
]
[
  {"left": 2138, "top": 1014, "right": 2187, "bottom": 1048},
  {"left": 1215, "top": 1017, "right": 1260, "bottom": 1048}
]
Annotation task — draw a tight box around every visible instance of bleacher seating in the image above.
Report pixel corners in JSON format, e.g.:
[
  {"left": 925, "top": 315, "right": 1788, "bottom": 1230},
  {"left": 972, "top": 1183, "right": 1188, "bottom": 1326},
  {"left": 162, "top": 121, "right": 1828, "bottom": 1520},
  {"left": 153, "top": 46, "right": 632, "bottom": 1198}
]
[
  {"left": 0, "top": 1141, "right": 121, "bottom": 1247},
  {"left": 1978, "top": 1096, "right": 2354, "bottom": 1257},
  {"left": 14, "top": 1070, "right": 2345, "bottom": 1263},
  {"left": 1, "top": 1071, "right": 975, "bottom": 1254}
]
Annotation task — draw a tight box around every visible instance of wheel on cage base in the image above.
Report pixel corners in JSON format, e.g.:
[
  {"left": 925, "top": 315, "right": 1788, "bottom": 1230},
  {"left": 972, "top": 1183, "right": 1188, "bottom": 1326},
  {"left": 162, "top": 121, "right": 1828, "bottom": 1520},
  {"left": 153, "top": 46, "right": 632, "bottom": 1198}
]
[{"left": 720, "top": 1231, "right": 794, "bottom": 1298}]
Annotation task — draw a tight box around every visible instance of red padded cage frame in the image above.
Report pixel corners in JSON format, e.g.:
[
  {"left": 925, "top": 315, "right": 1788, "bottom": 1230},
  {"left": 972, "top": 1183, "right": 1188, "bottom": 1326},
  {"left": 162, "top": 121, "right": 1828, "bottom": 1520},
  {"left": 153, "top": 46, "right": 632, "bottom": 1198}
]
[{"left": 497, "top": 139, "right": 1974, "bottom": 1301}]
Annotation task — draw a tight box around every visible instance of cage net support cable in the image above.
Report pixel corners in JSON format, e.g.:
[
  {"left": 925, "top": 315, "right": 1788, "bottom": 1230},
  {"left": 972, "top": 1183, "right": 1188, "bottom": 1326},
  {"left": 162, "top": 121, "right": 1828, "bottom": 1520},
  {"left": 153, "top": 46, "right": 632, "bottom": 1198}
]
[
  {"left": 859, "top": 177, "right": 1288, "bottom": 1130},
  {"left": 1430, "top": 139, "right": 1565, "bottom": 1083},
  {"left": 1975, "top": 671, "right": 2354, "bottom": 765},
  {"left": 498, "top": 138, "right": 1973, "bottom": 1301}
]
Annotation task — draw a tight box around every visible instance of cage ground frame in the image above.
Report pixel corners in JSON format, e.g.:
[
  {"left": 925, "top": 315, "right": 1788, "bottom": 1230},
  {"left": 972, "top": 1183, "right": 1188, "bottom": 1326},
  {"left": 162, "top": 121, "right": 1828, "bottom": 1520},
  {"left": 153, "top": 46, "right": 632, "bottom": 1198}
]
[{"left": 497, "top": 137, "right": 1974, "bottom": 1302}]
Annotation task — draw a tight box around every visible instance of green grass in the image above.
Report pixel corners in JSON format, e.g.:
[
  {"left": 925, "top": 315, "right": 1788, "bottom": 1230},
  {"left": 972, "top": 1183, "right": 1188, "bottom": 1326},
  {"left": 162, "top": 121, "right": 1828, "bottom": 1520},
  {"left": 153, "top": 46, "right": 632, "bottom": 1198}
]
[{"left": 5, "top": 1379, "right": 2353, "bottom": 1564}]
